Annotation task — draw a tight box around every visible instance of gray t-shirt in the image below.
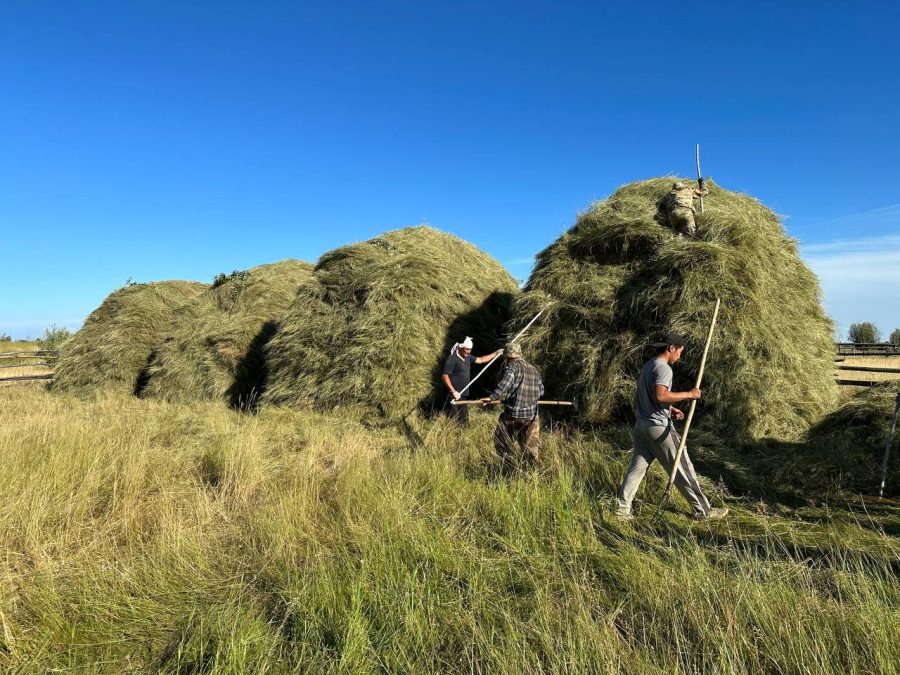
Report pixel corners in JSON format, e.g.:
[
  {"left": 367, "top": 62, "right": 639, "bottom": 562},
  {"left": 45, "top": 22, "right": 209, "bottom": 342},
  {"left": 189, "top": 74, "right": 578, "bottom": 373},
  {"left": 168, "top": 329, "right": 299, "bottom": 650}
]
[{"left": 636, "top": 357, "right": 673, "bottom": 424}]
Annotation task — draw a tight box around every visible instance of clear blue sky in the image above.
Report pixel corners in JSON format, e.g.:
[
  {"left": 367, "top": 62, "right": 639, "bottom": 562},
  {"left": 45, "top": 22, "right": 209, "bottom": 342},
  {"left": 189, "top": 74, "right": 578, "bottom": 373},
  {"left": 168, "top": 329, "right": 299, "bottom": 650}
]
[{"left": 2, "top": 1, "right": 898, "bottom": 340}]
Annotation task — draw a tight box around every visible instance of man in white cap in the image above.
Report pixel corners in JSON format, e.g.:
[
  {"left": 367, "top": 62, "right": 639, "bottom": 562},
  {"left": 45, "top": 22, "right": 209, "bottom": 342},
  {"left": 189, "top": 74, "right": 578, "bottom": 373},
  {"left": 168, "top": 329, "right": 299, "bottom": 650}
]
[{"left": 441, "top": 336, "right": 503, "bottom": 426}]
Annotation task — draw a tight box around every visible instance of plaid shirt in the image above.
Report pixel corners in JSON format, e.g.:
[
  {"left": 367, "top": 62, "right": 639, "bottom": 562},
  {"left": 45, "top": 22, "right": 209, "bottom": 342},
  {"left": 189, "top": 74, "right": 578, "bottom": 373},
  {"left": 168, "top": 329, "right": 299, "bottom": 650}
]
[{"left": 490, "top": 359, "right": 544, "bottom": 419}]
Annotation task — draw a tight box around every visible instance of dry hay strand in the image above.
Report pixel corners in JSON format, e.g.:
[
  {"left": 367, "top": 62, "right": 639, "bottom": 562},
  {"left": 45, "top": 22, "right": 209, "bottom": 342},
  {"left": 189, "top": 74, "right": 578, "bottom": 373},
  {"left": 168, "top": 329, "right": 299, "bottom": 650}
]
[
  {"left": 52, "top": 281, "right": 208, "bottom": 394},
  {"left": 140, "top": 260, "right": 314, "bottom": 407},
  {"left": 514, "top": 178, "right": 837, "bottom": 442},
  {"left": 264, "top": 226, "right": 518, "bottom": 422}
]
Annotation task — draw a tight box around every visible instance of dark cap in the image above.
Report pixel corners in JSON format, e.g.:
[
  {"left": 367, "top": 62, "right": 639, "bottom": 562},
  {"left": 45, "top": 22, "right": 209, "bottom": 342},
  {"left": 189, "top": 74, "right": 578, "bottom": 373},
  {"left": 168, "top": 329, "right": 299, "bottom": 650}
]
[{"left": 651, "top": 332, "right": 688, "bottom": 348}]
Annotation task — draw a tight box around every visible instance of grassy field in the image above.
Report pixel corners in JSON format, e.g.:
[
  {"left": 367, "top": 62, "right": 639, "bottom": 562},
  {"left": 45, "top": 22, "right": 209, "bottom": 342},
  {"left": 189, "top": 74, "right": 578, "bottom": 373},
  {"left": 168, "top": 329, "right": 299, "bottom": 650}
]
[{"left": 0, "top": 386, "right": 897, "bottom": 673}]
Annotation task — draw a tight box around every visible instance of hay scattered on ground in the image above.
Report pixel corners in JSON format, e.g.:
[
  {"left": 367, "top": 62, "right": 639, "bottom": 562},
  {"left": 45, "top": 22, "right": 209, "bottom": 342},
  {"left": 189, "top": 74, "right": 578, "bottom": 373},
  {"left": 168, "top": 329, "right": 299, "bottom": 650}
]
[
  {"left": 141, "top": 260, "right": 313, "bottom": 407},
  {"left": 513, "top": 178, "right": 837, "bottom": 441},
  {"left": 797, "top": 381, "right": 900, "bottom": 494},
  {"left": 52, "top": 281, "right": 208, "bottom": 394},
  {"left": 264, "top": 226, "right": 518, "bottom": 421}
]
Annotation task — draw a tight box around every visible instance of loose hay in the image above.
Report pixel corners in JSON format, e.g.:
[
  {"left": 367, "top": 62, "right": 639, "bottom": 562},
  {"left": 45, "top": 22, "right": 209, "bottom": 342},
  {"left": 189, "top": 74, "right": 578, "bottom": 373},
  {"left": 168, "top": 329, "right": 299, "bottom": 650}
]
[
  {"left": 514, "top": 178, "right": 837, "bottom": 441},
  {"left": 746, "top": 382, "right": 900, "bottom": 496},
  {"left": 798, "top": 382, "right": 900, "bottom": 494},
  {"left": 264, "top": 226, "right": 518, "bottom": 421},
  {"left": 141, "top": 260, "right": 313, "bottom": 407},
  {"left": 52, "top": 281, "right": 208, "bottom": 394}
]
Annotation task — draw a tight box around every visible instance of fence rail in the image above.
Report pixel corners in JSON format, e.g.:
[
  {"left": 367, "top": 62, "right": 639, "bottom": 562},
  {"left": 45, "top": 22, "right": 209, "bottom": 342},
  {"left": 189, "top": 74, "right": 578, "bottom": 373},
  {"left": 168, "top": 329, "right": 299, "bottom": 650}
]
[
  {"left": 0, "top": 374, "right": 53, "bottom": 383},
  {"left": 836, "top": 343, "right": 900, "bottom": 356},
  {"left": 0, "top": 362, "right": 52, "bottom": 370},
  {"left": 0, "top": 350, "right": 59, "bottom": 359},
  {"left": 835, "top": 379, "right": 878, "bottom": 387},
  {"left": 835, "top": 365, "right": 900, "bottom": 374}
]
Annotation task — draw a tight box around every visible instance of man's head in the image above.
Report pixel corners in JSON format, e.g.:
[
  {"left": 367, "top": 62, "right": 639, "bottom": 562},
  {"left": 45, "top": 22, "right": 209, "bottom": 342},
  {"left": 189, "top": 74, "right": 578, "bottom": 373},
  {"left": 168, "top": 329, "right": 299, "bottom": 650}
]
[
  {"left": 652, "top": 332, "right": 688, "bottom": 364},
  {"left": 673, "top": 181, "right": 688, "bottom": 190},
  {"left": 504, "top": 341, "right": 523, "bottom": 360},
  {"left": 456, "top": 336, "right": 474, "bottom": 357}
]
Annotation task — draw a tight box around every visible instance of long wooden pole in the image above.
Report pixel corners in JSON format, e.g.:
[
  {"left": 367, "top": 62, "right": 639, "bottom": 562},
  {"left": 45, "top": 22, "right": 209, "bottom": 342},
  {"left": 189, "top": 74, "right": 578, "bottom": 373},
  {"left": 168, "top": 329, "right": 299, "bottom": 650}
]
[
  {"left": 657, "top": 298, "right": 720, "bottom": 509},
  {"left": 455, "top": 304, "right": 550, "bottom": 399},
  {"left": 878, "top": 392, "right": 900, "bottom": 499},
  {"left": 451, "top": 399, "right": 573, "bottom": 407}
]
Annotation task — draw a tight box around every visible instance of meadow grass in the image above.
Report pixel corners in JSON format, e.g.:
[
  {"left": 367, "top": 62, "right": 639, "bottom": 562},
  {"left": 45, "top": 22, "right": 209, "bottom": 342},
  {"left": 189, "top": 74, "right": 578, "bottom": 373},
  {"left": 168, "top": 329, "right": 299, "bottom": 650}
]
[{"left": 0, "top": 388, "right": 897, "bottom": 673}]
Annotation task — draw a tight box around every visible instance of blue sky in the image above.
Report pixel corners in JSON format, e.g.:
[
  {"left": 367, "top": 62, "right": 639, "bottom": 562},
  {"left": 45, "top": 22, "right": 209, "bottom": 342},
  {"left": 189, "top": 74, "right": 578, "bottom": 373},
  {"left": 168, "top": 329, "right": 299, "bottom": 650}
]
[{"left": 2, "top": 1, "right": 898, "bottom": 340}]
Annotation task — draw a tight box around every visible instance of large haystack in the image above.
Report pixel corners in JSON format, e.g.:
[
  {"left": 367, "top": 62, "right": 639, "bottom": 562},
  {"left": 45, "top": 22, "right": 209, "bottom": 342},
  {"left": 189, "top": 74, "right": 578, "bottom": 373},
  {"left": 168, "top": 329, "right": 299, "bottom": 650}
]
[
  {"left": 140, "top": 260, "right": 313, "bottom": 406},
  {"left": 514, "top": 178, "right": 837, "bottom": 441},
  {"left": 264, "top": 226, "right": 518, "bottom": 421},
  {"left": 52, "top": 281, "right": 208, "bottom": 394}
]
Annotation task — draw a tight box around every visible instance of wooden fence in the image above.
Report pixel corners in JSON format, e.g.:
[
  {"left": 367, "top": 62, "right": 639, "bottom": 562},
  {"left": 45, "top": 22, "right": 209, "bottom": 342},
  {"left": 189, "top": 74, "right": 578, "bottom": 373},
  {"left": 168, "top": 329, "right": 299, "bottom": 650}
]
[
  {"left": 0, "top": 350, "right": 58, "bottom": 384},
  {"left": 836, "top": 343, "right": 900, "bottom": 356}
]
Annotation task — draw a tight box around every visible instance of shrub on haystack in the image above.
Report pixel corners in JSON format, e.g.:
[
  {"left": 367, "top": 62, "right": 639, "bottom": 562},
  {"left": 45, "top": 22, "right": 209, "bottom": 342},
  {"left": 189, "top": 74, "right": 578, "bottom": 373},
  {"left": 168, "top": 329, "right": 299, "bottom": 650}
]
[
  {"left": 514, "top": 178, "right": 837, "bottom": 441},
  {"left": 140, "top": 260, "right": 313, "bottom": 407},
  {"left": 52, "top": 281, "right": 208, "bottom": 394},
  {"left": 264, "top": 226, "right": 518, "bottom": 422}
]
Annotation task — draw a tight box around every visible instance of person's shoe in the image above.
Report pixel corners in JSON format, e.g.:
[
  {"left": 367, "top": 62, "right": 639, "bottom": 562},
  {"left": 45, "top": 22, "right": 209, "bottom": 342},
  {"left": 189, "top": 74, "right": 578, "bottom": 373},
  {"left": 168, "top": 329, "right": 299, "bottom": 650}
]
[
  {"left": 694, "top": 507, "right": 729, "bottom": 521},
  {"left": 614, "top": 510, "right": 635, "bottom": 521}
]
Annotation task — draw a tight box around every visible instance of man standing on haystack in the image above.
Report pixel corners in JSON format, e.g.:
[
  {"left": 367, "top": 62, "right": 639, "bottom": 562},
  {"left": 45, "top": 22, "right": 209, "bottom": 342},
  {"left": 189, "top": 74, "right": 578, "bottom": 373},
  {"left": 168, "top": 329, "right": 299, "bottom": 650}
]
[
  {"left": 665, "top": 180, "right": 708, "bottom": 237},
  {"left": 615, "top": 333, "right": 728, "bottom": 520},
  {"left": 481, "top": 342, "right": 544, "bottom": 474},
  {"left": 442, "top": 337, "right": 503, "bottom": 426}
]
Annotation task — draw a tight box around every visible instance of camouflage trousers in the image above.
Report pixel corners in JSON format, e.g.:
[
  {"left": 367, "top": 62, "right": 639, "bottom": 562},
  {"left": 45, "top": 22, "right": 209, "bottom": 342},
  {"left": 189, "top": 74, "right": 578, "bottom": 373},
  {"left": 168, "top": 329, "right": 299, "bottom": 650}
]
[
  {"left": 668, "top": 207, "right": 697, "bottom": 236},
  {"left": 494, "top": 413, "right": 541, "bottom": 474}
]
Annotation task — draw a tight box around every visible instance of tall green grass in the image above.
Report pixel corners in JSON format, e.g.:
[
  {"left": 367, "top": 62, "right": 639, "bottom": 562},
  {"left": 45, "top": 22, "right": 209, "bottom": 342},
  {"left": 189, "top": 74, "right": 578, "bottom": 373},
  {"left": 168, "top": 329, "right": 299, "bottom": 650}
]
[{"left": 0, "top": 388, "right": 897, "bottom": 673}]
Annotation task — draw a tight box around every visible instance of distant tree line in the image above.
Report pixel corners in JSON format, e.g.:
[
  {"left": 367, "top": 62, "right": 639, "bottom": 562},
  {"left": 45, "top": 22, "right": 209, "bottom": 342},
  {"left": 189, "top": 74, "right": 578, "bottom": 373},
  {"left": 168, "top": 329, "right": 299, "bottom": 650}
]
[{"left": 847, "top": 322, "right": 900, "bottom": 345}]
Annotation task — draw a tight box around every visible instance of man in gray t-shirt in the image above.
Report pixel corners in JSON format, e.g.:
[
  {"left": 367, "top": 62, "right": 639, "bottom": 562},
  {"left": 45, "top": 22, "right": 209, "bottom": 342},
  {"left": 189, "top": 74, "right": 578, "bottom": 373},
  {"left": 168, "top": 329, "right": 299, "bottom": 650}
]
[
  {"left": 615, "top": 333, "right": 728, "bottom": 520},
  {"left": 636, "top": 357, "right": 676, "bottom": 425}
]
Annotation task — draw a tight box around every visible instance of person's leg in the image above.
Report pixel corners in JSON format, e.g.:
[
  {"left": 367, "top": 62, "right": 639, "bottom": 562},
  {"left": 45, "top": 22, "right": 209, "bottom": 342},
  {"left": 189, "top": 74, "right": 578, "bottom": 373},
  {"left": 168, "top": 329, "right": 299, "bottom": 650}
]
[
  {"left": 616, "top": 424, "right": 655, "bottom": 514},
  {"left": 670, "top": 208, "right": 696, "bottom": 236},
  {"left": 456, "top": 402, "right": 469, "bottom": 426},
  {"left": 671, "top": 432, "right": 711, "bottom": 514},
  {"left": 520, "top": 415, "right": 540, "bottom": 470},
  {"left": 493, "top": 416, "right": 517, "bottom": 476},
  {"left": 646, "top": 425, "right": 710, "bottom": 516}
]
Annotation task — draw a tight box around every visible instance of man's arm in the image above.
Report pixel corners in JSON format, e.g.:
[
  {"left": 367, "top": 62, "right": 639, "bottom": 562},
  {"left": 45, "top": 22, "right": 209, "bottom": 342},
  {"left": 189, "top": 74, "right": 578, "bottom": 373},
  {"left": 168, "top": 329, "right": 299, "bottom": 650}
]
[
  {"left": 483, "top": 362, "right": 516, "bottom": 403},
  {"left": 441, "top": 373, "right": 460, "bottom": 399},
  {"left": 474, "top": 349, "right": 502, "bottom": 365},
  {"left": 655, "top": 384, "right": 700, "bottom": 404},
  {"left": 693, "top": 187, "right": 709, "bottom": 198}
]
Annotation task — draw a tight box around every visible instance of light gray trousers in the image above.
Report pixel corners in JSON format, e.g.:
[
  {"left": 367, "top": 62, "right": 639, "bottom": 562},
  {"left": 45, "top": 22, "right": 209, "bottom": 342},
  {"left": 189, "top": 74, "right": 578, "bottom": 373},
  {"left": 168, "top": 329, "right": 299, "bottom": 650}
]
[{"left": 616, "top": 418, "right": 711, "bottom": 516}]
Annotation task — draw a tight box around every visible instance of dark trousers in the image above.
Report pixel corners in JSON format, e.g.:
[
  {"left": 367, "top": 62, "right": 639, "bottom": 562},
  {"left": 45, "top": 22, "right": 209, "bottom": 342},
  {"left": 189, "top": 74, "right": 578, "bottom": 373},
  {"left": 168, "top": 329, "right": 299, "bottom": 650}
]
[
  {"left": 494, "top": 413, "right": 540, "bottom": 474},
  {"left": 445, "top": 396, "right": 469, "bottom": 426}
]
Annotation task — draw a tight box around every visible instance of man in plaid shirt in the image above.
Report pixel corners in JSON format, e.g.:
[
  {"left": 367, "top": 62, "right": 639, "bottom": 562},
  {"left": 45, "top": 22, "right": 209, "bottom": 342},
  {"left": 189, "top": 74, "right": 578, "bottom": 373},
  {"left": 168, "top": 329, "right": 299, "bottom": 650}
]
[{"left": 481, "top": 341, "right": 544, "bottom": 474}]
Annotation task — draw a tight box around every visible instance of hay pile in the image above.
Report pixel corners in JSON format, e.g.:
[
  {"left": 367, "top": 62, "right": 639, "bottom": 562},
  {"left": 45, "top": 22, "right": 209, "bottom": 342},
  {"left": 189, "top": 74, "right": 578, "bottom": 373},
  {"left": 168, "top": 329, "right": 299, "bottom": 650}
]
[
  {"left": 514, "top": 178, "right": 837, "bottom": 441},
  {"left": 796, "top": 382, "right": 900, "bottom": 494},
  {"left": 140, "top": 260, "right": 313, "bottom": 406},
  {"left": 740, "top": 382, "right": 900, "bottom": 497},
  {"left": 52, "top": 281, "right": 208, "bottom": 394},
  {"left": 264, "top": 226, "right": 518, "bottom": 421}
]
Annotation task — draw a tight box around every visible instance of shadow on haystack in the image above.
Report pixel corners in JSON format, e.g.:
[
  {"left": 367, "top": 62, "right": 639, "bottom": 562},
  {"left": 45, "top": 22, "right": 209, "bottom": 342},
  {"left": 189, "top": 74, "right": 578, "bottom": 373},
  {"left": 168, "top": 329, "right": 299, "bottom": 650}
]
[
  {"left": 226, "top": 320, "right": 279, "bottom": 412},
  {"left": 133, "top": 348, "right": 158, "bottom": 397}
]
